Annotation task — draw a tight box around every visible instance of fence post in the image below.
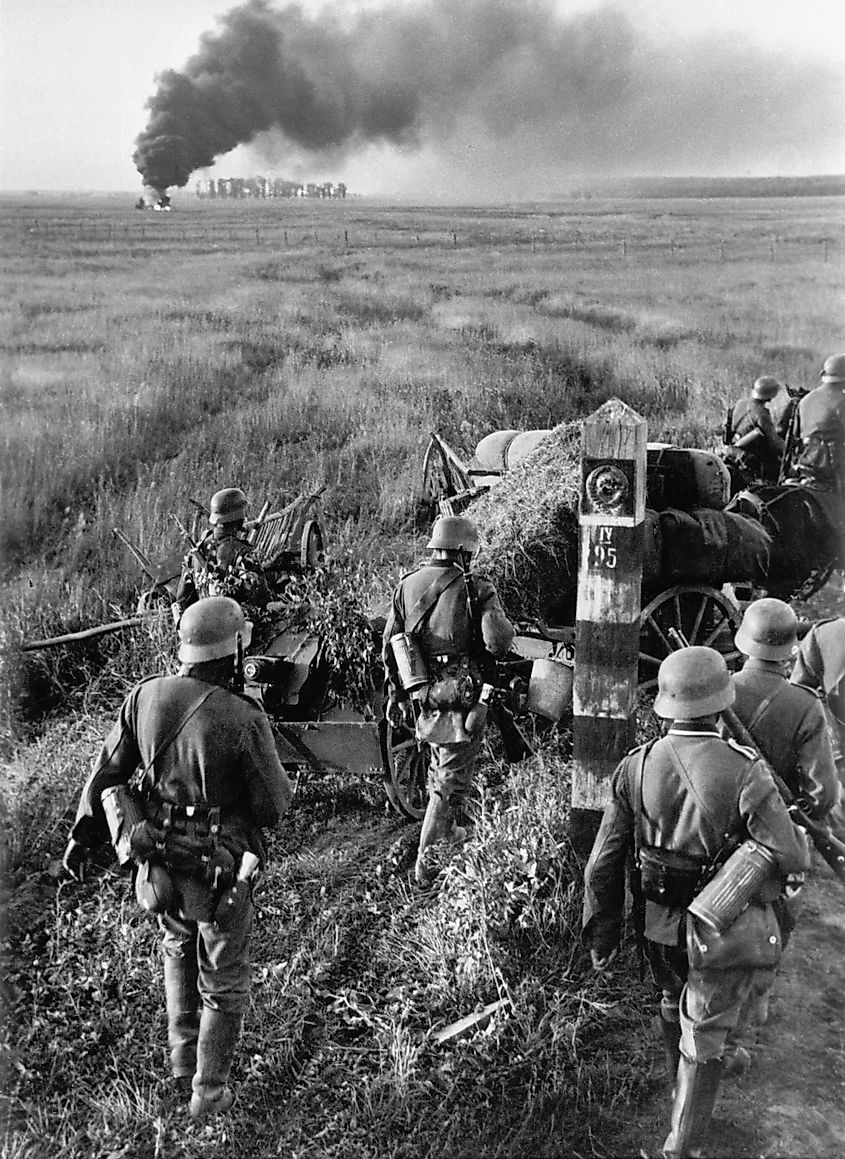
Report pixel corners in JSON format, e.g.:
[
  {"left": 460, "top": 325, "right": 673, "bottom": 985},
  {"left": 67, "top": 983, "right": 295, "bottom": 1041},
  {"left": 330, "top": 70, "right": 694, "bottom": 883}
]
[
  {"left": 452, "top": 232, "right": 457, "bottom": 249},
  {"left": 571, "top": 398, "right": 647, "bottom": 858}
]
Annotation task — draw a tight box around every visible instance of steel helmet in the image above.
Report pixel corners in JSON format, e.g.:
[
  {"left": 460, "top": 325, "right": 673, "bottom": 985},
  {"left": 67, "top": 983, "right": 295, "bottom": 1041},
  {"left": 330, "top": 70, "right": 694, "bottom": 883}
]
[
  {"left": 653, "top": 646, "right": 735, "bottom": 720},
  {"left": 752, "top": 376, "right": 781, "bottom": 401},
  {"left": 427, "top": 515, "right": 480, "bottom": 553},
  {"left": 178, "top": 596, "right": 252, "bottom": 663},
  {"left": 821, "top": 354, "right": 845, "bottom": 385},
  {"left": 734, "top": 598, "right": 797, "bottom": 661},
  {"left": 209, "top": 487, "right": 248, "bottom": 526}
]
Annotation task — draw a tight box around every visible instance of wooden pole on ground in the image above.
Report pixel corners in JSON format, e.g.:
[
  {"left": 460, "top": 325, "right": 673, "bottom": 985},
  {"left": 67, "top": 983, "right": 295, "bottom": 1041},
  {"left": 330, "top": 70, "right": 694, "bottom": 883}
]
[
  {"left": 19, "top": 616, "right": 156, "bottom": 653},
  {"left": 571, "top": 398, "right": 647, "bottom": 858}
]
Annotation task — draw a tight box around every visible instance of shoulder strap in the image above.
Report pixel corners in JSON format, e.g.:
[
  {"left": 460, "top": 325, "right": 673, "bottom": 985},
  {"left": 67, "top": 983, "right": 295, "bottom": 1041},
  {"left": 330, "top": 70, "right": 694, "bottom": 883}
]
[
  {"left": 404, "top": 569, "right": 463, "bottom": 635},
  {"left": 745, "top": 682, "right": 789, "bottom": 736},
  {"left": 135, "top": 683, "right": 219, "bottom": 797}
]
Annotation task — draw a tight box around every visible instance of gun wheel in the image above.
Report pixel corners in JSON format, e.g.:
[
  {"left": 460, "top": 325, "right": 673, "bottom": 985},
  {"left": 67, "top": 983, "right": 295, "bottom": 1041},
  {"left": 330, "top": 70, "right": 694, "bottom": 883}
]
[
  {"left": 381, "top": 719, "right": 429, "bottom": 820},
  {"left": 638, "top": 584, "right": 742, "bottom": 693}
]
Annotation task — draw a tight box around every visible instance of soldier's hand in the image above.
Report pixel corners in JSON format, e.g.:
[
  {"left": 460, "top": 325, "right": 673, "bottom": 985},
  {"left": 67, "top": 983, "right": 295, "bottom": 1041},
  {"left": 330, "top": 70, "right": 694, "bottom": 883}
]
[
  {"left": 170, "top": 603, "right": 181, "bottom": 629},
  {"left": 62, "top": 840, "right": 87, "bottom": 882},
  {"left": 387, "top": 697, "right": 414, "bottom": 731},
  {"left": 590, "top": 946, "right": 619, "bottom": 973}
]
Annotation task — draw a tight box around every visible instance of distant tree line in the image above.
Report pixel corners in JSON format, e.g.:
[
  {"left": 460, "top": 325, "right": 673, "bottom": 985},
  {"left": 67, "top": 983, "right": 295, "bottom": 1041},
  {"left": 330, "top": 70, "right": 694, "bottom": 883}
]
[
  {"left": 568, "top": 175, "right": 845, "bottom": 199},
  {"left": 195, "top": 177, "right": 347, "bottom": 200}
]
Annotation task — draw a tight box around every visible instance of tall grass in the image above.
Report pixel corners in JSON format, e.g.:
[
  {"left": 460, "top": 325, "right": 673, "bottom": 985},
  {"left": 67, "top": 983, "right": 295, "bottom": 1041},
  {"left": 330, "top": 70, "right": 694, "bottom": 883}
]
[{"left": 1, "top": 194, "right": 843, "bottom": 1156}]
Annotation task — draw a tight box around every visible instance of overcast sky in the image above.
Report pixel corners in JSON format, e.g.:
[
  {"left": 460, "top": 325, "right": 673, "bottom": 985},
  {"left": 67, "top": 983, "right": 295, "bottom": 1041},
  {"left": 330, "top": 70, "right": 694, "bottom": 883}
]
[{"left": 1, "top": 0, "right": 843, "bottom": 199}]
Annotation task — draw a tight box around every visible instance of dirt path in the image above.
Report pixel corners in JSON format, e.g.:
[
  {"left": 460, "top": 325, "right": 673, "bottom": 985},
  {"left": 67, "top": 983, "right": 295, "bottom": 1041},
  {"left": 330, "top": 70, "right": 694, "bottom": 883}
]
[{"left": 608, "top": 865, "right": 845, "bottom": 1158}]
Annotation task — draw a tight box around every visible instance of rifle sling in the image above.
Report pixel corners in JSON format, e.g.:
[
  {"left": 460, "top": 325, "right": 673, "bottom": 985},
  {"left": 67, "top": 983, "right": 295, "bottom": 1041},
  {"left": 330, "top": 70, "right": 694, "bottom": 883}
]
[
  {"left": 135, "top": 684, "right": 219, "bottom": 799},
  {"left": 664, "top": 738, "right": 742, "bottom": 852},
  {"left": 404, "top": 569, "right": 463, "bottom": 636}
]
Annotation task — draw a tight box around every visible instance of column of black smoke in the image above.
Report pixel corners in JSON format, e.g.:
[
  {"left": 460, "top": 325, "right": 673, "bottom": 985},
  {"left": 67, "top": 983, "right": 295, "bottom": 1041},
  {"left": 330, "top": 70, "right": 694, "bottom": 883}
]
[{"left": 132, "top": 0, "right": 634, "bottom": 195}]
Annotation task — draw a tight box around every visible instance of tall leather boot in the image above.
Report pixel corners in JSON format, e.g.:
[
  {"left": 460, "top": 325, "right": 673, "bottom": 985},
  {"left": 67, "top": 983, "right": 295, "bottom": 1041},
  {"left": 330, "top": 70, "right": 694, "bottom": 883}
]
[
  {"left": 658, "top": 1013, "right": 681, "bottom": 1086},
  {"left": 189, "top": 1008, "right": 243, "bottom": 1120},
  {"left": 164, "top": 951, "right": 201, "bottom": 1083},
  {"left": 414, "top": 789, "right": 450, "bottom": 883},
  {"left": 662, "top": 1056, "right": 723, "bottom": 1158}
]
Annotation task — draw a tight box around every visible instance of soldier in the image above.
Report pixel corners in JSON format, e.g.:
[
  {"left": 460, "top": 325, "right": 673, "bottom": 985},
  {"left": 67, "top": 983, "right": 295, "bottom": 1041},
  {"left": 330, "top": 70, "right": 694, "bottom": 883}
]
[
  {"left": 791, "top": 615, "right": 845, "bottom": 840},
  {"left": 174, "top": 488, "right": 272, "bottom": 626},
  {"left": 791, "top": 353, "right": 845, "bottom": 496},
  {"left": 727, "top": 376, "right": 785, "bottom": 483},
  {"left": 730, "top": 598, "right": 837, "bottom": 820},
  {"left": 383, "top": 515, "right": 514, "bottom": 884},
  {"left": 583, "top": 647, "right": 808, "bottom": 1159},
  {"left": 63, "top": 597, "right": 293, "bottom": 1119},
  {"left": 721, "top": 598, "right": 837, "bottom": 1052}
]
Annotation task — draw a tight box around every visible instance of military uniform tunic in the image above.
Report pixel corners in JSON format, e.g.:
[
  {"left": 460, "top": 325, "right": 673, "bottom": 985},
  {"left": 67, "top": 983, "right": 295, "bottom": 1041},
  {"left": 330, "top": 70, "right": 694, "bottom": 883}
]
[
  {"left": 729, "top": 397, "right": 784, "bottom": 482},
  {"left": 793, "top": 381, "right": 845, "bottom": 495},
  {"left": 792, "top": 618, "right": 845, "bottom": 837},
  {"left": 583, "top": 724, "right": 808, "bottom": 1061},
  {"left": 176, "top": 533, "right": 272, "bottom": 622},
  {"left": 728, "top": 660, "right": 838, "bottom": 819}
]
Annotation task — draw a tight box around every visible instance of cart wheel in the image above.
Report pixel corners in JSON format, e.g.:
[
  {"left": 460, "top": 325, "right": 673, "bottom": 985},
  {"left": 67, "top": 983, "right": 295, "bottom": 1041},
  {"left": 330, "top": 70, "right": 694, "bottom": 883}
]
[
  {"left": 421, "top": 440, "right": 452, "bottom": 508},
  {"left": 380, "top": 718, "right": 429, "bottom": 820},
  {"left": 638, "top": 584, "right": 743, "bottom": 693},
  {"left": 299, "top": 520, "right": 324, "bottom": 570}
]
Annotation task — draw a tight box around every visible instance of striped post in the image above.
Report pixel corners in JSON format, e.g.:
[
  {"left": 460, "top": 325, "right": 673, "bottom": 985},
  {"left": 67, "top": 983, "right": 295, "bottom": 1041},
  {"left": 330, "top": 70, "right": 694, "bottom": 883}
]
[{"left": 571, "top": 399, "right": 647, "bottom": 857}]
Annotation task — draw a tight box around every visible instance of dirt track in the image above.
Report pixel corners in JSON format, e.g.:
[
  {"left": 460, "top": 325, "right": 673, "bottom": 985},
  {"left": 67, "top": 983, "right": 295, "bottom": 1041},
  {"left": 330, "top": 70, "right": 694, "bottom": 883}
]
[{"left": 608, "top": 865, "right": 845, "bottom": 1158}]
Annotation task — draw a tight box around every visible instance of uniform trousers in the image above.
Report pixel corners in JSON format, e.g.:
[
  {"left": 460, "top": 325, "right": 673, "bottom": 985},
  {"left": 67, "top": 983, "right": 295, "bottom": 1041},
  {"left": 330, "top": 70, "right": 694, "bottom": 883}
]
[
  {"left": 646, "top": 932, "right": 773, "bottom": 1062},
  {"left": 160, "top": 897, "right": 253, "bottom": 1078}
]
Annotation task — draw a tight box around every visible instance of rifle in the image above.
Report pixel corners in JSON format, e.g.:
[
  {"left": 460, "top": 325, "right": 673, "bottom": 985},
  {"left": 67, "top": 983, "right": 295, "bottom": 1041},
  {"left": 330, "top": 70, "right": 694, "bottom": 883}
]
[
  {"left": 112, "top": 528, "right": 159, "bottom": 585},
  {"left": 666, "top": 626, "right": 845, "bottom": 885},
  {"left": 171, "top": 514, "right": 208, "bottom": 571},
  {"left": 722, "top": 404, "right": 734, "bottom": 447}
]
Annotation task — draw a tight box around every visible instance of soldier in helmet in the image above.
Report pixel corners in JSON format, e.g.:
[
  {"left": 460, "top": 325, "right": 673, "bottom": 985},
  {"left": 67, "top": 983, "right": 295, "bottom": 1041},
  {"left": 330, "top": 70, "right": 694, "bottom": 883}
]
[
  {"left": 729, "top": 598, "right": 837, "bottom": 821},
  {"left": 174, "top": 488, "right": 272, "bottom": 626},
  {"left": 583, "top": 646, "right": 808, "bottom": 1159},
  {"left": 791, "top": 614, "right": 845, "bottom": 841},
  {"left": 791, "top": 353, "right": 845, "bottom": 497},
  {"left": 383, "top": 515, "right": 515, "bottom": 884},
  {"left": 719, "top": 599, "right": 837, "bottom": 1059},
  {"left": 727, "top": 376, "right": 785, "bottom": 483},
  {"left": 63, "top": 597, "right": 293, "bottom": 1119}
]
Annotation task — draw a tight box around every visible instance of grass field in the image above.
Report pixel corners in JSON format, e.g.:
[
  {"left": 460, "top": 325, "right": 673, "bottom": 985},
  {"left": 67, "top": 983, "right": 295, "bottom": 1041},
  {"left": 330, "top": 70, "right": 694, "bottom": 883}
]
[{"left": 1, "top": 192, "right": 844, "bottom": 1158}]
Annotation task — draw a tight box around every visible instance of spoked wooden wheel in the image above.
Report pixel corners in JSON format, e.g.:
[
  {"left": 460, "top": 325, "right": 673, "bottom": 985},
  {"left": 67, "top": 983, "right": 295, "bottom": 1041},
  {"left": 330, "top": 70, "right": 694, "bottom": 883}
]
[
  {"left": 380, "top": 718, "right": 429, "bottom": 820},
  {"left": 638, "top": 584, "right": 742, "bottom": 693}
]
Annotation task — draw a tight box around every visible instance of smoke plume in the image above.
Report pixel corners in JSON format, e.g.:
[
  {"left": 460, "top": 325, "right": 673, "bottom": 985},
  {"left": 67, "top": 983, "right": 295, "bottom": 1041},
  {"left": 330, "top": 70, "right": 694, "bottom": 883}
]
[{"left": 133, "top": 0, "right": 844, "bottom": 196}]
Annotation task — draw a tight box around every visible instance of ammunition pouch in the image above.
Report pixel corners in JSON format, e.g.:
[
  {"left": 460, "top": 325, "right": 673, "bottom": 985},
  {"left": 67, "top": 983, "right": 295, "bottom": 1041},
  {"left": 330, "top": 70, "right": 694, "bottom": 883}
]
[
  {"left": 637, "top": 846, "right": 707, "bottom": 909},
  {"left": 144, "top": 801, "right": 238, "bottom": 893}
]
